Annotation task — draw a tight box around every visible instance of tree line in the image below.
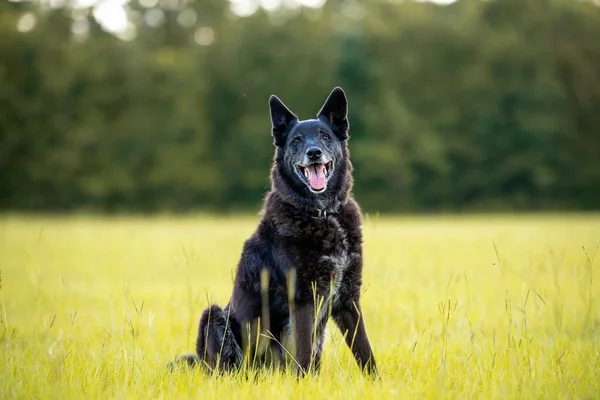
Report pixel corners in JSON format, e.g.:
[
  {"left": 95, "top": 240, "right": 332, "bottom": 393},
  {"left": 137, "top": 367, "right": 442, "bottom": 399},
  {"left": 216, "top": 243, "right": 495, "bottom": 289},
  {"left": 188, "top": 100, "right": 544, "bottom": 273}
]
[{"left": 1, "top": 0, "right": 599, "bottom": 214}]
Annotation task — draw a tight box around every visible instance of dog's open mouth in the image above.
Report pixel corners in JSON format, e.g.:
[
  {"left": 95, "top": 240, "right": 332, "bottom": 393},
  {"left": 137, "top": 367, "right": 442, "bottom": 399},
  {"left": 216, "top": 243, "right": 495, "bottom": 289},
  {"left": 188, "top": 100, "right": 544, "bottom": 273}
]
[{"left": 296, "top": 161, "right": 333, "bottom": 193}]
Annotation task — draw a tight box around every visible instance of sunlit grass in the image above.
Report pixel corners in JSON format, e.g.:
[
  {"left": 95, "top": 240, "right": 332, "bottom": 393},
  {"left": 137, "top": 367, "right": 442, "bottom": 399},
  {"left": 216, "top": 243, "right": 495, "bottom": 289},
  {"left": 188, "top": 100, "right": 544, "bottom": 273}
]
[{"left": 1, "top": 213, "right": 599, "bottom": 398}]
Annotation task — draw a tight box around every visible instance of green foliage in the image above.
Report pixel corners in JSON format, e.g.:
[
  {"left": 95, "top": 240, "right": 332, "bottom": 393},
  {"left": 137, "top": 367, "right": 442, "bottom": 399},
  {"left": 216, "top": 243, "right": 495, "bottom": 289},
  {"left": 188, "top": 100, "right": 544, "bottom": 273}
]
[{"left": 1, "top": 0, "right": 599, "bottom": 213}]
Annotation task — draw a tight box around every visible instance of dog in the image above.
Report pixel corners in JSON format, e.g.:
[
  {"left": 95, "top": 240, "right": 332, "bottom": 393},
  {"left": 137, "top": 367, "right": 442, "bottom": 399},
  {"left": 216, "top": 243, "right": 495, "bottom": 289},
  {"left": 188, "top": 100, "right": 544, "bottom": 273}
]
[{"left": 171, "top": 87, "right": 377, "bottom": 377}]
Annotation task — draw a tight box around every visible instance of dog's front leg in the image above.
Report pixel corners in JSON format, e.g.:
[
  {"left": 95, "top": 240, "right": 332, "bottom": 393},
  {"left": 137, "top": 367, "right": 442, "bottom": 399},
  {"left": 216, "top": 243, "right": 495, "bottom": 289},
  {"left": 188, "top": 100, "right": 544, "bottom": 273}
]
[
  {"left": 291, "top": 302, "right": 316, "bottom": 376},
  {"left": 333, "top": 303, "right": 378, "bottom": 377}
]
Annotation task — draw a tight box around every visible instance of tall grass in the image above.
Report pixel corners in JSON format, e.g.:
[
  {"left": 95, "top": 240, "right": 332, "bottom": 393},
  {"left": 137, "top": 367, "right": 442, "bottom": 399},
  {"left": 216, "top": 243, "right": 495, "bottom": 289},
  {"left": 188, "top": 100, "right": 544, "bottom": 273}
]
[{"left": 0, "top": 213, "right": 598, "bottom": 399}]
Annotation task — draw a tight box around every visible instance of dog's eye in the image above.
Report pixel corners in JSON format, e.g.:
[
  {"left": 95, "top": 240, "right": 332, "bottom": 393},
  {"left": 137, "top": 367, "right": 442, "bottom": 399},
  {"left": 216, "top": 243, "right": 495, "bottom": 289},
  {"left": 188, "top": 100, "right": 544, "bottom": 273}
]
[
  {"left": 291, "top": 137, "right": 301, "bottom": 145},
  {"left": 322, "top": 133, "right": 330, "bottom": 141}
]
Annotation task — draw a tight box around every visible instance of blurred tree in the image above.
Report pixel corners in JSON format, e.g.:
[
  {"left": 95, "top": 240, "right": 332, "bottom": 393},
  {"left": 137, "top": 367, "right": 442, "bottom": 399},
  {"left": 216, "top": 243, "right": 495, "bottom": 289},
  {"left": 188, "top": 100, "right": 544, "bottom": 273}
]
[{"left": 0, "top": 0, "right": 598, "bottom": 213}]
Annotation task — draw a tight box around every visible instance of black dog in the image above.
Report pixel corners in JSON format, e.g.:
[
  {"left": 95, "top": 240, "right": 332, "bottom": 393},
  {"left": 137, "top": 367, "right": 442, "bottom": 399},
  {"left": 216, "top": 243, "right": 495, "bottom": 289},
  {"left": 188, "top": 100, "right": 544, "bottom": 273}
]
[{"left": 172, "top": 87, "right": 377, "bottom": 377}]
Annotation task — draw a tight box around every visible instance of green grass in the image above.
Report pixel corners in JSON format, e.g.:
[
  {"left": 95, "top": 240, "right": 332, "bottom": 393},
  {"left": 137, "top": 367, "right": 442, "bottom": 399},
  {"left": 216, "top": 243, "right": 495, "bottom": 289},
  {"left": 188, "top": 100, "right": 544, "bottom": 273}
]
[{"left": 1, "top": 213, "right": 599, "bottom": 399}]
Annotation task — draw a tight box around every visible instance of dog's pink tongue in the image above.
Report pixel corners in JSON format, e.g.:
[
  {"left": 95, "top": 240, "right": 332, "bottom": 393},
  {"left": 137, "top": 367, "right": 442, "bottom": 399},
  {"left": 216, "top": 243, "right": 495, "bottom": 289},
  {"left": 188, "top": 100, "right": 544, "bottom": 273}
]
[{"left": 307, "top": 164, "right": 326, "bottom": 190}]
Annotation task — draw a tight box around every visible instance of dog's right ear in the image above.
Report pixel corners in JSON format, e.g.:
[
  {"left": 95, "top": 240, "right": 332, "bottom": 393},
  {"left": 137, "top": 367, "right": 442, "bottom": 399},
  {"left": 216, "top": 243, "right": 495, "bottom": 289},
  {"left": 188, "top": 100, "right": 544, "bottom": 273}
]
[{"left": 269, "top": 95, "right": 298, "bottom": 147}]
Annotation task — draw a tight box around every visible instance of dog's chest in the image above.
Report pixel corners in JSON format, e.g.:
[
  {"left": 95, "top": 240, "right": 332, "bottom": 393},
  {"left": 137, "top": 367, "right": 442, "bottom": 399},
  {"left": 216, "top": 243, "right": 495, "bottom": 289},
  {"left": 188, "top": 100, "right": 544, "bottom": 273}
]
[
  {"left": 314, "top": 218, "right": 352, "bottom": 304},
  {"left": 307, "top": 217, "right": 350, "bottom": 277},
  {"left": 279, "top": 215, "right": 353, "bottom": 303}
]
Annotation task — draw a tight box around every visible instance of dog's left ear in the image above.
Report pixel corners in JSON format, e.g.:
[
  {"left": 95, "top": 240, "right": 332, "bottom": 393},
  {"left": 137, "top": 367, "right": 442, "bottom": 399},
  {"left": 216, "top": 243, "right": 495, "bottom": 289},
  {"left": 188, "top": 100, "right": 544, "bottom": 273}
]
[{"left": 317, "top": 86, "right": 349, "bottom": 140}]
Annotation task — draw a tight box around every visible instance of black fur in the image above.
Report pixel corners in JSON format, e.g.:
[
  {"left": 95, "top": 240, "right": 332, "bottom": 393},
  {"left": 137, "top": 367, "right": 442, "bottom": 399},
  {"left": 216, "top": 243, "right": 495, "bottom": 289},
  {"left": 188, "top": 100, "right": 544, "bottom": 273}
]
[{"left": 170, "top": 87, "right": 377, "bottom": 377}]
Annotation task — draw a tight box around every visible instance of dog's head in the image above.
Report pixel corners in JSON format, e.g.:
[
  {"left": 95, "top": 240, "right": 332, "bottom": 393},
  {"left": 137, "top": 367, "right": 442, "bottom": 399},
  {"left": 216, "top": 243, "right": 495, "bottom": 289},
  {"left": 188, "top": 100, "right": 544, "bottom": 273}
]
[{"left": 269, "top": 87, "right": 352, "bottom": 208}]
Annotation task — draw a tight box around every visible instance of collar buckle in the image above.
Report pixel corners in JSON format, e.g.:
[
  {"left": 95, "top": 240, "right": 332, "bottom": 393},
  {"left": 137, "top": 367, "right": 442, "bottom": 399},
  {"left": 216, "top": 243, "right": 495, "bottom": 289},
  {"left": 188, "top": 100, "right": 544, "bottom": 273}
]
[{"left": 314, "top": 208, "right": 330, "bottom": 218}]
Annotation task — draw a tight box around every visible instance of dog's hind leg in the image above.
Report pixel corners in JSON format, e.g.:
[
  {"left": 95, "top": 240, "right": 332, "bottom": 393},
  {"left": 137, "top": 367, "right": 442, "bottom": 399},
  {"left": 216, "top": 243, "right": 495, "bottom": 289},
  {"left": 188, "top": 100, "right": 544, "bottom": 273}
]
[{"left": 196, "top": 304, "right": 243, "bottom": 373}]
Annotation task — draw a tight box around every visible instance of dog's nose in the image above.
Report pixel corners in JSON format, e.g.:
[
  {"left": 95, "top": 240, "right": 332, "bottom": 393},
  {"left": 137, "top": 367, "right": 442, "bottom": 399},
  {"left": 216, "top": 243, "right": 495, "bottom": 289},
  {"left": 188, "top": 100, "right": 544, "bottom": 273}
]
[{"left": 306, "top": 147, "right": 323, "bottom": 160}]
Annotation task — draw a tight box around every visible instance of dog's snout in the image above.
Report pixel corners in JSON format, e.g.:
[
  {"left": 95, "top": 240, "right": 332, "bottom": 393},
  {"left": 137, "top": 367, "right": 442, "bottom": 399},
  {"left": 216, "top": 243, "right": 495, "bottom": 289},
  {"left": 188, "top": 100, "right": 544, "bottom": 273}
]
[{"left": 306, "top": 147, "right": 323, "bottom": 160}]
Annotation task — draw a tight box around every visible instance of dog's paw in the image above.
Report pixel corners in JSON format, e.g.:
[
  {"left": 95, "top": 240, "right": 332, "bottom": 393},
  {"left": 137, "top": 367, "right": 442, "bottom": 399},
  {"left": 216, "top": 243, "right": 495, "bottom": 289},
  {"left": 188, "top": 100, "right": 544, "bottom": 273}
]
[
  {"left": 167, "top": 353, "right": 199, "bottom": 371},
  {"left": 292, "top": 365, "right": 308, "bottom": 379}
]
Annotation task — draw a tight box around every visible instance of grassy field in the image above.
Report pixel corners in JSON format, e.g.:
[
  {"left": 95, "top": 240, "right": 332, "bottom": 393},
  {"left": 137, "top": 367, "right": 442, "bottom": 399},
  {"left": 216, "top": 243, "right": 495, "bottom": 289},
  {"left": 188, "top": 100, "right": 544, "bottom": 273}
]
[{"left": 0, "top": 213, "right": 599, "bottom": 399}]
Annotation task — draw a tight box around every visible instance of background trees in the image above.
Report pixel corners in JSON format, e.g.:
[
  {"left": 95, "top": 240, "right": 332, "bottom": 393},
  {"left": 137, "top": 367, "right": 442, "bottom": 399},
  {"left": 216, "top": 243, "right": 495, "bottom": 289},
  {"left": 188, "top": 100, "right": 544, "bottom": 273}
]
[{"left": 1, "top": 0, "right": 599, "bottom": 213}]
